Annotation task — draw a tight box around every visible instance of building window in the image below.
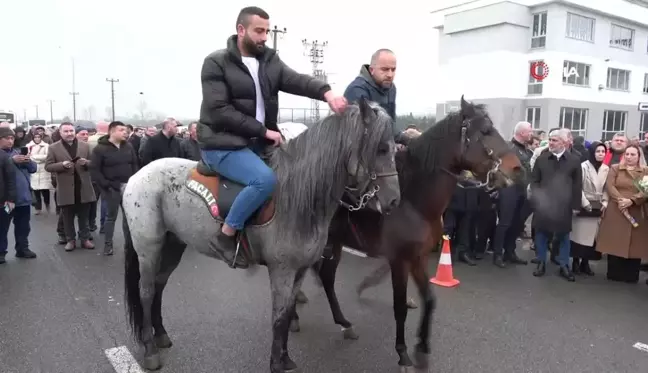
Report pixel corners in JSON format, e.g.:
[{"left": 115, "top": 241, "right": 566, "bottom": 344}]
[
  {"left": 526, "top": 107, "right": 541, "bottom": 129},
  {"left": 643, "top": 73, "right": 648, "bottom": 94},
  {"left": 562, "top": 61, "right": 591, "bottom": 86},
  {"left": 602, "top": 110, "right": 627, "bottom": 140},
  {"left": 559, "top": 107, "right": 588, "bottom": 138},
  {"left": 528, "top": 60, "right": 544, "bottom": 95},
  {"left": 606, "top": 68, "right": 631, "bottom": 91},
  {"left": 531, "top": 12, "right": 547, "bottom": 48},
  {"left": 610, "top": 24, "right": 634, "bottom": 50},
  {"left": 640, "top": 112, "right": 648, "bottom": 139},
  {"left": 565, "top": 13, "right": 595, "bottom": 42}
]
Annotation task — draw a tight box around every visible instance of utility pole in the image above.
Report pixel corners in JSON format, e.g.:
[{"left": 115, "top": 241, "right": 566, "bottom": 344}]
[
  {"left": 106, "top": 78, "right": 119, "bottom": 122},
  {"left": 47, "top": 100, "right": 55, "bottom": 124},
  {"left": 69, "top": 58, "right": 79, "bottom": 122},
  {"left": 302, "top": 39, "right": 328, "bottom": 123},
  {"left": 270, "top": 25, "right": 287, "bottom": 52},
  {"left": 34, "top": 105, "right": 39, "bottom": 119}
]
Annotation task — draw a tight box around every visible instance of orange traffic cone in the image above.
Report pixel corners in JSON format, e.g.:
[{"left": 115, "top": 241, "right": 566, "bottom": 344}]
[{"left": 430, "top": 235, "right": 460, "bottom": 287}]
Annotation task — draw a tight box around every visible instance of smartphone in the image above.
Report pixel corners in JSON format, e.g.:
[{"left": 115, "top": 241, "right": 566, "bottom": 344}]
[
  {"left": 20, "top": 147, "right": 28, "bottom": 156},
  {"left": 71, "top": 156, "right": 80, "bottom": 162}
]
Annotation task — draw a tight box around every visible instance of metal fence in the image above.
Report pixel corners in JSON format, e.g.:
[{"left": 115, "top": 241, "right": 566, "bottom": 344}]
[{"left": 278, "top": 108, "right": 332, "bottom": 126}]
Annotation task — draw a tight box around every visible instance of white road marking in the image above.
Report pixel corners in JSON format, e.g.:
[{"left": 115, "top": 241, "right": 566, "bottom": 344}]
[
  {"left": 633, "top": 342, "right": 648, "bottom": 353},
  {"left": 342, "top": 246, "right": 367, "bottom": 258},
  {"left": 105, "top": 346, "right": 145, "bottom": 373}
]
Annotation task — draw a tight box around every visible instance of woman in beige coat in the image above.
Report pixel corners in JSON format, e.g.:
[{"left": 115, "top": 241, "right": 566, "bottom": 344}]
[
  {"left": 570, "top": 142, "right": 608, "bottom": 275},
  {"left": 596, "top": 145, "right": 648, "bottom": 283},
  {"left": 27, "top": 133, "right": 53, "bottom": 214}
]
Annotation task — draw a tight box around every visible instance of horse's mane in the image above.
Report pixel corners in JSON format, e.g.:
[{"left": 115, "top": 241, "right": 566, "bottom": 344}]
[
  {"left": 270, "top": 103, "right": 391, "bottom": 241},
  {"left": 406, "top": 104, "right": 486, "bottom": 173}
]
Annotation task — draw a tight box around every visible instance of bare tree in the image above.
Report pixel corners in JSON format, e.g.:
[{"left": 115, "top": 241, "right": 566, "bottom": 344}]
[{"left": 137, "top": 100, "right": 148, "bottom": 122}]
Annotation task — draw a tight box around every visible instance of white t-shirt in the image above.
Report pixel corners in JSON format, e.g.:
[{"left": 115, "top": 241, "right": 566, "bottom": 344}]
[{"left": 241, "top": 56, "right": 266, "bottom": 125}]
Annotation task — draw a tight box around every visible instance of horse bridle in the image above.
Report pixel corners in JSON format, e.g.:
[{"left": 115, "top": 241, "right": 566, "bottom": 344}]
[
  {"left": 339, "top": 130, "right": 398, "bottom": 212},
  {"left": 442, "top": 117, "right": 503, "bottom": 191}
]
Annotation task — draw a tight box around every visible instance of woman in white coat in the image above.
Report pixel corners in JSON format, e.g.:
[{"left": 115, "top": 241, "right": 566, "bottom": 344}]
[
  {"left": 570, "top": 141, "right": 609, "bottom": 275},
  {"left": 27, "top": 133, "right": 53, "bottom": 214}
]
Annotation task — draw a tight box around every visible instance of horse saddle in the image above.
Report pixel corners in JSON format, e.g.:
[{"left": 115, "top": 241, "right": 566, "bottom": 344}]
[{"left": 185, "top": 160, "right": 275, "bottom": 226}]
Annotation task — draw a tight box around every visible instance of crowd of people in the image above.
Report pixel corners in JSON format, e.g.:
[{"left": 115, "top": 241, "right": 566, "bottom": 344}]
[
  {"left": 0, "top": 118, "right": 201, "bottom": 263},
  {"left": 444, "top": 125, "right": 648, "bottom": 285}
]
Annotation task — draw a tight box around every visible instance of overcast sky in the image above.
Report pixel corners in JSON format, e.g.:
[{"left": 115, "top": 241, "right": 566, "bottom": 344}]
[{"left": 1, "top": 0, "right": 440, "bottom": 122}]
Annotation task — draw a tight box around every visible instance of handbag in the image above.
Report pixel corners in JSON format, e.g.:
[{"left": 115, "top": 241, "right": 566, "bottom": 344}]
[{"left": 577, "top": 200, "right": 602, "bottom": 217}]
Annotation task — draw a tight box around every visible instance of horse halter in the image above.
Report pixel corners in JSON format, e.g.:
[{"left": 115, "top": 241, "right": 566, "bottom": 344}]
[
  {"left": 339, "top": 130, "right": 398, "bottom": 212},
  {"left": 443, "top": 118, "right": 502, "bottom": 191}
]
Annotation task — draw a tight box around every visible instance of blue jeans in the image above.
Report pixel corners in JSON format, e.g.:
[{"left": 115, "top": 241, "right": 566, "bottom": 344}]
[
  {"left": 534, "top": 230, "right": 570, "bottom": 267},
  {"left": 201, "top": 148, "right": 276, "bottom": 230},
  {"left": 0, "top": 206, "right": 31, "bottom": 254}
]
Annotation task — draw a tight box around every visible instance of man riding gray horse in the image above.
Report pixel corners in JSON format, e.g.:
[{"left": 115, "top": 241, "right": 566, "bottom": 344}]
[{"left": 197, "top": 6, "right": 348, "bottom": 268}]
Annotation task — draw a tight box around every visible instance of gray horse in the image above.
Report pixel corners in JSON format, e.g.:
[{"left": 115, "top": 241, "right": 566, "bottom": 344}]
[{"left": 121, "top": 99, "right": 401, "bottom": 373}]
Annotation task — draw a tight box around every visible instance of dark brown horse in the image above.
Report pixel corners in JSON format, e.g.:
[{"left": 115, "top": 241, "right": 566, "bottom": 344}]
[{"left": 291, "top": 97, "right": 522, "bottom": 372}]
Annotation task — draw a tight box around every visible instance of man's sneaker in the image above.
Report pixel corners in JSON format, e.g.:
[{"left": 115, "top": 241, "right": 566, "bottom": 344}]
[
  {"left": 103, "top": 242, "right": 114, "bottom": 256},
  {"left": 208, "top": 231, "right": 248, "bottom": 269},
  {"left": 65, "top": 241, "right": 76, "bottom": 252},
  {"left": 0, "top": 253, "right": 6, "bottom": 264},
  {"left": 16, "top": 249, "right": 37, "bottom": 259},
  {"left": 81, "top": 240, "right": 95, "bottom": 250}
]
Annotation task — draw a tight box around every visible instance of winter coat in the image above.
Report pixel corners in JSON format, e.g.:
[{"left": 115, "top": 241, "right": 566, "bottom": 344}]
[
  {"left": 26, "top": 140, "right": 53, "bottom": 190},
  {"left": 570, "top": 161, "right": 608, "bottom": 247},
  {"left": 2, "top": 148, "right": 37, "bottom": 207}
]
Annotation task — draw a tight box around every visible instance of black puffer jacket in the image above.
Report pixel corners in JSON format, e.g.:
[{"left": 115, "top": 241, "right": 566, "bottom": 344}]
[
  {"left": 198, "top": 35, "right": 331, "bottom": 150},
  {"left": 90, "top": 135, "right": 138, "bottom": 191}
]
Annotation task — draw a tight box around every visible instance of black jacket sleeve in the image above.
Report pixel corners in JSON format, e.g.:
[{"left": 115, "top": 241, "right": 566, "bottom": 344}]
[
  {"left": 130, "top": 144, "right": 139, "bottom": 176},
  {"left": 277, "top": 57, "right": 331, "bottom": 101},
  {"left": 201, "top": 56, "right": 267, "bottom": 138},
  {"left": 2, "top": 155, "right": 16, "bottom": 203},
  {"left": 140, "top": 137, "right": 154, "bottom": 167},
  {"left": 90, "top": 146, "right": 110, "bottom": 190},
  {"left": 571, "top": 158, "right": 583, "bottom": 210}
]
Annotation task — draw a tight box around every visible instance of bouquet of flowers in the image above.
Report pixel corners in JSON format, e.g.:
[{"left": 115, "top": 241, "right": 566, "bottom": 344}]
[{"left": 634, "top": 175, "right": 648, "bottom": 196}]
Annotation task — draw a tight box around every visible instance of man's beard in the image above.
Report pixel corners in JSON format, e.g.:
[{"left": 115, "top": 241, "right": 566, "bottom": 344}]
[{"left": 242, "top": 35, "right": 265, "bottom": 57}]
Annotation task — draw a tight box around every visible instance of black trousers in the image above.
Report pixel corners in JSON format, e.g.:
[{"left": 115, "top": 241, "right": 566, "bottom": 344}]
[
  {"left": 475, "top": 208, "right": 497, "bottom": 254},
  {"left": 88, "top": 183, "right": 101, "bottom": 230},
  {"left": 61, "top": 203, "right": 92, "bottom": 241},
  {"left": 493, "top": 186, "right": 531, "bottom": 258},
  {"left": 33, "top": 189, "right": 50, "bottom": 211},
  {"left": 443, "top": 209, "right": 477, "bottom": 258}
]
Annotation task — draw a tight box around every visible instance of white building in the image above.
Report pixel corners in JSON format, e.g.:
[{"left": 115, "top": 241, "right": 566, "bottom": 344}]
[{"left": 432, "top": 0, "right": 648, "bottom": 140}]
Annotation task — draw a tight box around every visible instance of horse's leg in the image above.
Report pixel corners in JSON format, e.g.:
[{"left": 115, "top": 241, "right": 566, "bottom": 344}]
[
  {"left": 138, "top": 245, "right": 164, "bottom": 371},
  {"left": 390, "top": 258, "right": 414, "bottom": 372},
  {"left": 152, "top": 233, "right": 186, "bottom": 349},
  {"left": 281, "top": 268, "right": 307, "bottom": 372},
  {"left": 410, "top": 219, "right": 442, "bottom": 369},
  {"left": 318, "top": 243, "right": 358, "bottom": 339},
  {"left": 268, "top": 266, "right": 303, "bottom": 373},
  {"left": 357, "top": 259, "right": 391, "bottom": 296}
]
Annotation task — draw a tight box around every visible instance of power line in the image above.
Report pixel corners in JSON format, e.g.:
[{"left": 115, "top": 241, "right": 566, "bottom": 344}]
[
  {"left": 270, "top": 25, "right": 287, "bottom": 52},
  {"left": 106, "top": 78, "right": 120, "bottom": 122},
  {"left": 47, "top": 100, "right": 55, "bottom": 124},
  {"left": 302, "top": 39, "right": 328, "bottom": 123}
]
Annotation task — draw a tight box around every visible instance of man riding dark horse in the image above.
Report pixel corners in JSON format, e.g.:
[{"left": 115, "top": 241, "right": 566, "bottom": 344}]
[{"left": 197, "top": 6, "right": 348, "bottom": 268}]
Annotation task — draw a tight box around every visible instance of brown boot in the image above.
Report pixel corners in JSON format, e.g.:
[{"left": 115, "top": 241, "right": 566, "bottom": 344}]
[
  {"left": 81, "top": 240, "right": 95, "bottom": 250},
  {"left": 65, "top": 241, "right": 76, "bottom": 252}
]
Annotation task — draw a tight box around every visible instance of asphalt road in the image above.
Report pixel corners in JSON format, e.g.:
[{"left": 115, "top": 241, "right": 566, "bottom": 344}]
[{"left": 1, "top": 211, "right": 648, "bottom": 373}]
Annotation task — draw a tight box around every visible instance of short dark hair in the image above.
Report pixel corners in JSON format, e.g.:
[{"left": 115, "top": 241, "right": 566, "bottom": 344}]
[
  {"left": 60, "top": 122, "right": 74, "bottom": 130},
  {"left": 236, "top": 6, "right": 269, "bottom": 29},
  {"left": 126, "top": 124, "right": 134, "bottom": 131},
  {"left": 109, "top": 121, "right": 126, "bottom": 132}
]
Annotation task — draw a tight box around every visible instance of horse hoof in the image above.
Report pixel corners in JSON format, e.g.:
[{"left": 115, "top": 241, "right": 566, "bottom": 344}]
[
  {"left": 289, "top": 319, "right": 301, "bottom": 333},
  {"left": 399, "top": 366, "right": 415, "bottom": 373},
  {"left": 143, "top": 353, "right": 162, "bottom": 371},
  {"left": 414, "top": 350, "right": 429, "bottom": 369},
  {"left": 295, "top": 291, "right": 309, "bottom": 304},
  {"left": 154, "top": 334, "right": 173, "bottom": 348},
  {"left": 282, "top": 356, "right": 298, "bottom": 372},
  {"left": 342, "top": 326, "right": 359, "bottom": 340}
]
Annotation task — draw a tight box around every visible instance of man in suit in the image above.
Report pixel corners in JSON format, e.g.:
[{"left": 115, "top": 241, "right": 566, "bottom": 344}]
[{"left": 45, "top": 122, "right": 97, "bottom": 251}]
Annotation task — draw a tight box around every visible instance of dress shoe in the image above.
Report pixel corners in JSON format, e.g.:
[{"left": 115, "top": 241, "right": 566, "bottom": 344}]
[
  {"left": 530, "top": 258, "right": 540, "bottom": 264},
  {"left": 580, "top": 260, "right": 594, "bottom": 276},
  {"left": 559, "top": 265, "right": 576, "bottom": 282},
  {"left": 505, "top": 254, "right": 528, "bottom": 265},
  {"left": 493, "top": 255, "right": 506, "bottom": 268},
  {"left": 533, "top": 262, "right": 546, "bottom": 277},
  {"left": 571, "top": 259, "right": 581, "bottom": 275},
  {"left": 16, "top": 249, "right": 37, "bottom": 259},
  {"left": 459, "top": 252, "right": 477, "bottom": 266}
]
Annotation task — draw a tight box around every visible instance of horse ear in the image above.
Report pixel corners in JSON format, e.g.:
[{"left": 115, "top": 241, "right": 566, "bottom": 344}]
[
  {"left": 359, "top": 97, "right": 374, "bottom": 125},
  {"left": 460, "top": 95, "right": 475, "bottom": 117}
]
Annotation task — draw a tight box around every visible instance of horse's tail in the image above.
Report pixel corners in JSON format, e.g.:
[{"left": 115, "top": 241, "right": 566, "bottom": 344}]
[{"left": 122, "top": 212, "right": 144, "bottom": 342}]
